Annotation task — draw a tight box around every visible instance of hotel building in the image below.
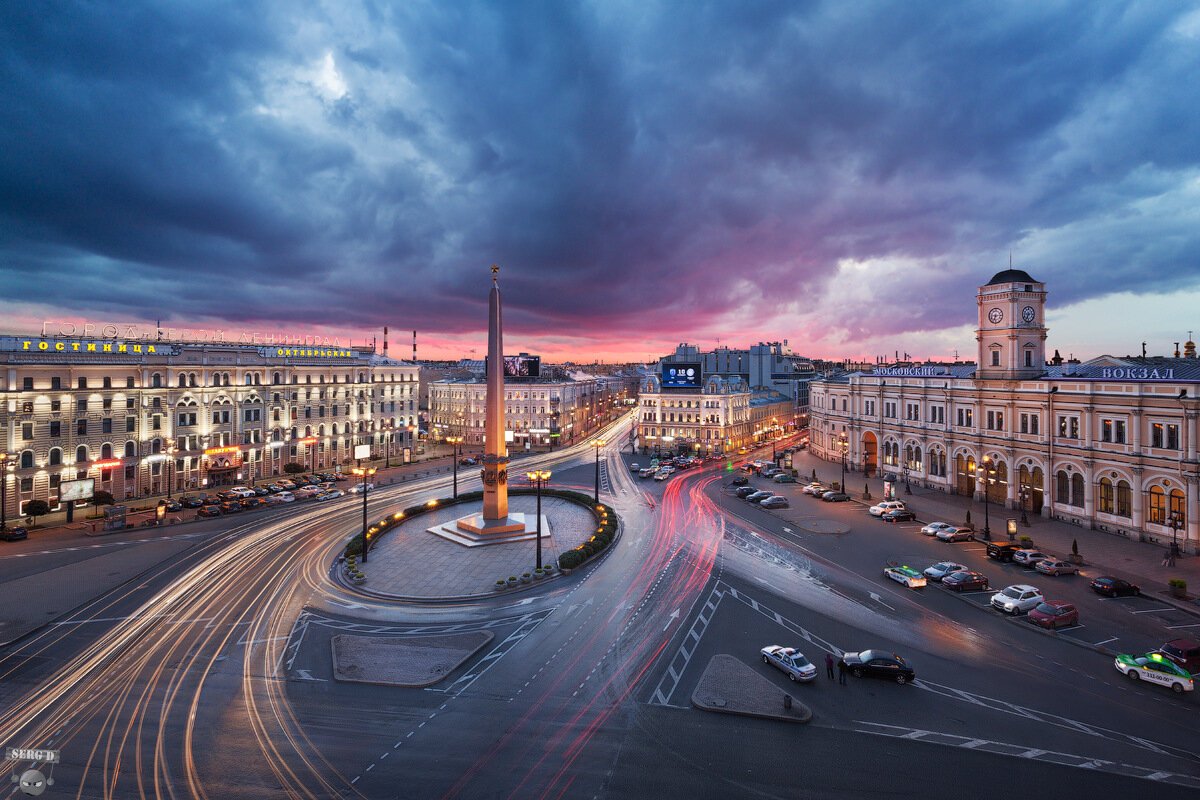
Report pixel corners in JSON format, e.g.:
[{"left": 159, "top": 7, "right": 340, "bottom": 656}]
[
  {"left": 809, "top": 269, "right": 1200, "bottom": 554},
  {"left": 0, "top": 332, "right": 418, "bottom": 516}
]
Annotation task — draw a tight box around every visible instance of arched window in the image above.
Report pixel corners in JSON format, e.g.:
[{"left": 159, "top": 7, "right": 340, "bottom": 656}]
[
  {"left": 101, "top": 443, "right": 113, "bottom": 460},
  {"left": 20, "top": 451, "right": 33, "bottom": 469},
  {"left": 151, "top": 373, "right": 162, "bottom": 388},
  {"left": 1056, "top": 471, "right": 1070, "bottom": 505},
  {"left": 273, "top": 372, "right": 282, "bottom": 385},
  {"left": 245, "top": 373, "right": 253, "bottom": 385},
  {"left": 189, "top": 373, "right": 197, "bottom": 387},
  {"left": 125, "top": 441, "right": 136, "bottom": 458},
  {"left": 48, "top": 448, "right": 62, "bottom": 466},
  {"left": 76, "top": 445, "right": 88, "bottom": 463},
  {"left": 1169, "top": 488, "right": 1186, "bottom": 526},
  {"left": 913, "top": 446, "right": 923, "bottom": 471},
  {"left": 151, "top": 438, "right": 161, "bottom": 454},
  {"left": 1116, "top": 480, "right": 1132, "bottom": 518},
  {"left": 1148, "top": 485, "right": 1166, "bottom": 524},
  {"left": 178, "top": 374, "right": 187, "bottom": 387},
  {"left": 1099, "top": 477, "right": 1114, "bottom": 514},
  {"left": 1070, "top": 473, "right": 1085, "bottom": 508}
]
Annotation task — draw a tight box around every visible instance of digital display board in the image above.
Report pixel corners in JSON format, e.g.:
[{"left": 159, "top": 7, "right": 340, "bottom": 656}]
[
  {"left": 661, "top": 362, "right": 702, "bottom": 389},
  {"left": 59, "top": 478, "right": 95, "bottom": 503},
  {"left": 503, "top": 355, "right": 541, "bottom": 378}
]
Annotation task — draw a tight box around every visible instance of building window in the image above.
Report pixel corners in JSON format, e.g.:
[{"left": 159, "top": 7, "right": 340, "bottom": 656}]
[
  {"left": 1115, "top": 481, "right": 1131, "bottom": 518},
  {"left": 21, "top": 422, "right": 33, "bottom": 440},
  {"left": 991, "top": 351, "right": 1000, "bottom": 366},
  {"left": 1099, "top": 478, "right": 1114, "bottom": 514},
  {"left": 928, "top": 405, "right": 944, "bottom": 424},
  {"left": 1071, "top": 473, "right": 1084, "bottom": 508},
  {"left": 48, "top": 448, "right": 62, "bottom": 466},
  {"left": 77, "top": 419, "right": 87, "bottom": 436},
  {"left": 986, "top": 411, "right": 1004, "bottom": 431},
  {"left": 1058, "top": 415, "right": 1079, "bottom": 439},
  {"left": 76, "top": 445, "right": 88, "bottom": 463},
  {"left": 126, "top": 416, "right": 136, "bottom": 433},
  {"left": 1170, "top": 488, "right": 1185, "bottom": 526},
  {"left": 1024, "top": 350, "right": 1033, "bottom": 367},
  {"left": 22, "top": 377, "right": 33, "bottom": 391},
  {"left": 956, "top": 408, "right": 973, "bottom": 428},
  {"left": 1148, "top": 485, "right": 1166, "bottom": 524},
  {"left": 49, "top": 421, "right": 60, "bottom": 438},
  {"left": 51, "top": 376, "right": 62, "bottom": 390},
  {"left": 1056, "top": 470, "right": 1070, "bottom": 505},
  {"left": 102, "top": 418, "right": 112, "bottom": 434}
]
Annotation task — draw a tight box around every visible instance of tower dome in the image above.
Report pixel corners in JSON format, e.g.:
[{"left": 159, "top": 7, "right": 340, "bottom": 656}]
[{"left": 986, "top": 268, "right": 1037, "bottom": 285}]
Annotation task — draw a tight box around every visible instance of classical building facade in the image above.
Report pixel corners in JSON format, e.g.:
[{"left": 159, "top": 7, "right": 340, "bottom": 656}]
[
  {"left": 0, "top": 334, "right": 418, "bottom": 514},
  {"left": 428, "top": 372, "right": 632, "bottom": 450},
  {"left": 635, "top": 373, "right": 793, "bottom": 456},
  {"left": 809, "top": 269, "right": 1200, "bottom": 554}
]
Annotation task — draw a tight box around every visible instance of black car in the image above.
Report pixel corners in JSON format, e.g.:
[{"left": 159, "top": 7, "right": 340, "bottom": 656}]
[
  {"left": 942, "top": 570, "right": 989, "bottom": 592},
  {"left": 197, "top": 505, "right": 222, "bottom": 518},
  {"left": 735, "top": 486, "right": 759, "bottom": 498},
  {"left": 730, "top": 476, "right": 749, "bottom": 487},
  {"left": 162, "top": 501, "right": 183, "bottom": 513},
  {"left": 881, "top": 509, "right": 916, "bottom": 522},
  {"left": 219, "top": 501, "right": 244, "bottom": 514},
  {"left": 1091, "top": 576, "right": 1140, "bottom": 597},
  {"left": 839, "top": 650, "right": 915, "bottom": 684},
  {"left": 253, "top": 486, "right": 271, "bottom": 496},
  {"left": 986, "top": 542, "right": 1023, "bottom": 562},
  {"left": 0, "top": 526, "right": 28, "bottom": 542},
  {"left": 180, "top": 496, "right": 205, "bottom": 509}
]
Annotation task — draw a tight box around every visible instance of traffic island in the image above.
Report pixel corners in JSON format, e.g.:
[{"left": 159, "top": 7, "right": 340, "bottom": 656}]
[
  {"left": 691, "top": 654, "right": 812, "bottom": 723},
  {"left": 331, "top": 630, "right": 494, "bottom": 687},
  {"left": 795, "top": 519, "right": 850, "bottom": 535}
]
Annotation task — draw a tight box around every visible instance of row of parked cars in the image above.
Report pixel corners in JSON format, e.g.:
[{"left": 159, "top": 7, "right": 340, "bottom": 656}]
[
  {"left": 799, "top": 481, "right": 850, "bottom": 502},
  {"left": 183, "top": 473, "right": 357, "bottom": 517},
  {"left": 881, "top": 510, "right": 1199, "bottom": 694}
]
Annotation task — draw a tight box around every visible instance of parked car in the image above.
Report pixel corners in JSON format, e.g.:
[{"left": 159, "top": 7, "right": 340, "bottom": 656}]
[
  {"left": 884, "top": 565, "right": 927, "bottom": 589},
  {"left": 276, "top": 480, "right": 297, "bottom": 490},
  {"left": 253, "top": 486, "right": 271, "bottom": 496},
  {"left": 630, "top": 463, "right": 640, "bottom": 471},
  {"left": 276, "top": 491, "right": 296, "bottom": 503},
  {"left": 838, "top": 650, "right": 915, "bottom": 684},
  {"left": 263, "top": 494, "right": 286, "bottom": 505},
  {"left": 1035, "top": 559, "right": 1078, "bottom": 576},
  {"left": 921, "top": 522, "right": 954, "bottom": 536},
  {"left": 316, "top": 489, "right": 345, "bottom": 501},
  {"left": 0, "top": 526, "right": 28, "bottom": 542},
  {"left": 1028, "top": 601, "right": 1079, "bottom": 629},
  {"left": 730, "top": 476, "right": 749, "bottom": 487},
  {"left": 1158, "top": 639, "right": 1200, "bottom": 674},
  {"left": 239, "top": 497, "right": 267, "bottom": 510},
  {"left": 990, "top": 584, "right": 1043, "bottom": 615},
  {"left": 227, "top": 486, "right": 256, "bottom": 499},
  {"left": 821, "top": 492, "right": 851, "bottom": 502},
  {"left": 760, "top": 496, "right": 789, "bottom": 509},
  {"left": 1012, "top": 549, "right": 1050, "bottom": 566},
  {"left": 869, "top": 501, "right": 907, "bottom": 517},
  {"left": 197, "top": 505, "right": 221, "bottom": 518},
  {"left": 162, "top": 501, "right": 182, "bottom": 513},
  {"left": 653, "top": 470, "right": 670, "bottom": 481},
  {"left": 639, "top": 468, "right": 656, "bottom": 478},
  {"left": 942, "top": 570, "right": 989, "bottom": 592},
  {"left": 1114, "top": 652, "right": 1194, "bottom": 693},
  {"left": 935, "top": 526, "right": 974, "bottom": 542},
  {"left": 460, "top": 456, "right": 478, "bottom": 466},
  {"left": 745, "top": 491, "right": 774, "bottom": 503},
  {"left": 180, "top": 496, "right": 206, "bottom": 509},
  {"left": 735, "top": 486, "right": 759, "bottom": 499},
  {"left": 881, "top": 508, "right": 916, "bottom": 522},
  {"left": 986, "top": 541, "right": 1023, "bottom": 562},
  {"left": 760, "top": 645, "right": 818, "bottom": 682},
  {"left": 802, "top": 483, "right": 827, "bottom": 496},
  {"left": 761, "top": 466, "right": 781, "bottom": 478},
  {"left": 219, "top": 501, "right": 244, "bottom": 514},
  {"left": 1091, "top": 576, "right": 1141, "bottom": 597},
  {"left": 923, "top": 562, "right": 967, "bottom": 582},
  {"left": 349, "top": 483, "right": 375, "bottom": 494},
  {"left": 772, "top": 473, "right": 797, "bottom": 483}
]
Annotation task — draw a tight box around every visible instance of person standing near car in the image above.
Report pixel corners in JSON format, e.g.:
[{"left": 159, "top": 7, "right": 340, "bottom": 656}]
[
  {"left": 825, "top": 653, "right": 834, "bottom": 680},
  {"left": 837, "top": 657, "right": 847, "bottom": 685}
]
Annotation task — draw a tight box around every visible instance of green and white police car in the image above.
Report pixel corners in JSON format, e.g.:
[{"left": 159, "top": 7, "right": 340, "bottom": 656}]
[
  {"left": 883, "top": 565, "right": 927, "bottom": 589},
  {"left": 1114, "top": 651, "right": 1195, "bottom": 694}
]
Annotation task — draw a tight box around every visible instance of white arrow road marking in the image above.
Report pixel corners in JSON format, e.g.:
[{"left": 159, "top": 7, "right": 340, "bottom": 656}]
[
  {"left": 868, "top": 592, "right": 896, "bottom": 611},
  {"left": 328, "top": 599, "right": 366, "bottom": 611},
  {"left": 663, "top": 609, "right": 680, "bottom": 632},
  {"left": 294, "top": 669, "right": 328, "bottom": 682}
]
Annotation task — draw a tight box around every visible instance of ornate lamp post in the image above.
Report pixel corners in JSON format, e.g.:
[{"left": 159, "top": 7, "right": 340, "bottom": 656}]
[
  {"left": 0, "top": 453, "right": 10, "bottom": 531},
  {"left": 1167, "top": 510, "right": 1183, "bottom": 567},
  {"left": 1019, "top": 486, "right": 1030, "bottom": 526},
  {"left": 351, "top": 465, "right": 378, "bottom": 562},
  {"left": 383, "top": 421, "right": 393, "bottom": 469},
  {"left": 591, "top": 439, "right": 607, "bottom": 503},
  {"left": 446, "top": 435, "right": 463, "bottom": 499},
  {"left": 164, "top": 438, "right": 176, "bottom": 500},
  {"left": 902, "top": 461, "right": 911, "bottom": 495},
  {"left": 526, "top": 469, "right": 552, "bottom": 570},
  {"left": 838, "top": 433, "right": 848, "bottom": 493}
]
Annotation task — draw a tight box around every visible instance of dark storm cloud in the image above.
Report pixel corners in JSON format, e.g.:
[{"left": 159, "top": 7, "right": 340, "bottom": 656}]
[{"left": 1, "top": 0, "right": 1198, "bottom": 353}]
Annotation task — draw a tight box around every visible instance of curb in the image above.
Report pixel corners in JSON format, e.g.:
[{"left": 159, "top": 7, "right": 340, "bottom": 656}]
[{"left": 691, "top": 692, "right": 813, "bottom": 724}]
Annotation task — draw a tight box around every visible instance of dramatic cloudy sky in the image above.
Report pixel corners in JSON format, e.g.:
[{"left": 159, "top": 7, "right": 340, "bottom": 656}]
[{"left": 2, "top": 1, "right": 1199, "bottom": 363}]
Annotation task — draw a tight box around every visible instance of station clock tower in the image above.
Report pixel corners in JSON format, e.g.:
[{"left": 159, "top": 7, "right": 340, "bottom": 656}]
[{"left": 975, "top": 268, "right": 1048, "bottom": 381}]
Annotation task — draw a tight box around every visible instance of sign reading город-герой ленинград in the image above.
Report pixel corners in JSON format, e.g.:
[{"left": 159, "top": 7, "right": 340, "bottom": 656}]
[{"left": 37, "top": 320, "right": 345, "bottom": 348}]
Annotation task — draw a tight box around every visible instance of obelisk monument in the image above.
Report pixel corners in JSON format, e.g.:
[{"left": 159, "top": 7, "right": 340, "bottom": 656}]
[{"left": 483, "top": 264, "right": 509, "bottom": 520}]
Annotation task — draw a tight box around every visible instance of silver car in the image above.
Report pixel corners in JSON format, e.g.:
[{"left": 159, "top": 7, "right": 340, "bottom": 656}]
[
  {"left": 760, "top": 645, "right": 818, "bottom": 682},
  {"left": 923, "top": 561, "right": 967, "bottom": 582}
]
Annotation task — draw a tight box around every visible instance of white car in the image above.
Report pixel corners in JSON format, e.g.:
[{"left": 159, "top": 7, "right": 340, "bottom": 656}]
[
  {"left": 802, "top": 483, "right": 828, "bottom": 496},
  {"left": 639, "top": 467, "right": 656, "bottom": 478},
  {"left": 630, "top": 463, "right": 640, "bottom": 471},
  {"left": 760, "top": 645, "right": 818, "bottom": 682},
  {"left": 653, "top": 470, "right": 670, "bottom": 481},
  {"left": 869, "top": 501, "right": 907, "bottom": 517},
  {"left": 883, "top": 565, "right": 927, "bottom": 589},
  {"left": 923, "top": 562, "right": 968, "bottom": 582},
  {"left": 990, "top": 584, "right": 1043, "bottom": 615},
  {"left": 227, "top": 486, "right": 256, "bottom": 499},
  {"left": 1114, "top": 652, "right": 1194, "bottom": 694},
  {"left": 349, "top": 482, "right": 375, "bottom": 494},
  {"left": 920, "top": 522, "right": 954, "bottom": 536},
  {"left": 1012, "top": 549, "right": 1049, "bottom": 566},
  {"left": 276, "top": 491, "right": 296, "bottom": 503}
]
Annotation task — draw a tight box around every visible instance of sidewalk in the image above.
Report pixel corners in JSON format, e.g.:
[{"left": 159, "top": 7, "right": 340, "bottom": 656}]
[{"left": 786, "top": 447, "right": 1200, "bottom": 610}]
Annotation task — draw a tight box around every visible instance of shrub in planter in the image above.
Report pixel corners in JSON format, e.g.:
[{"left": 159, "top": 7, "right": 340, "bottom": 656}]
[
  {"left": 521, "top": 572, "right": 532, "bottom": 583},
  {"left": 1018, "top": 535, "right": 1034, "bottom": 547},
  {"left": 506, "top": 576, "right": 519, "bottom": 587},
  {"left": 558, "top": 551, "right": 581, "bottom": 570},
  {"left": 1169, "top": 578, "right": 1187, "bottom": 597},
  {"left": 495, "top": 579, "right": 508, "bottom": 589}
]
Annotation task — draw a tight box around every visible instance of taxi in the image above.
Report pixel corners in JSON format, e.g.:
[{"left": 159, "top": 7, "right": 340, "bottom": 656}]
[
  {"left": 883, "top": 565, "right": 927, "bottom": 589},
  {"left": 1113, "top": 651, "right": 1194, "bottom": 694}
]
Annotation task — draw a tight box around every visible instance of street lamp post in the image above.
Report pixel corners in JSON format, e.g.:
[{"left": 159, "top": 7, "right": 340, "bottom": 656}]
[
  {"left": 838, "top": 433, "right": 848, "bottom": 493},
  {"left": 0, "top": 453, "right": 9, "bottom": 531},
  {"left": 978, "top": 456, "right": 993, "bottom": 541},
  {"left": 165, "top": 438, "right": 175, "bottom": 500},
  {"left": 591, "top": 439, "right": 607, "bottom": 503},
  {"left": 526, "top": 469, "right": 552, "bottom": 570},
  {"left": 384, "top": 422, "right": 392, "bottom": 469},
  {"left": 351, "top": 465, "right": 377, "bottom": 562},
  {"left": 446, "top": 435, "right": 463, "bottom": 499},
  {"left": 1167, "top": 511, "right": 1183, "bottom": 567},
  {"left": 902, "top": 461, "right": 911, "bottom": 495},
  {"left": 1019, "top": 487, "right": 1029, "bottom": 526}
]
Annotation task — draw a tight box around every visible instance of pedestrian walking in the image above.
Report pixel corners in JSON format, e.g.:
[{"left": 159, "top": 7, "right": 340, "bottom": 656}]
[
  {"left": 825, "top": 653, "right": 834, "bottom": 680},
  {"left": 837, "top": 658, "right": 847, "bottom": 685}
]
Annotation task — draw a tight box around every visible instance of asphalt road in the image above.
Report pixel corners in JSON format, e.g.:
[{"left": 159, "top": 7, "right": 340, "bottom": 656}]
[{"left": 1, "top": 423, "right": 1197, "bottom": 799}]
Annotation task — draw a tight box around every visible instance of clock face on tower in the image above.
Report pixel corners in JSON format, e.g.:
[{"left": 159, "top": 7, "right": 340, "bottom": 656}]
[
  {"left": 1022, "top": 306, "right": 1036, "bottom": 323},
  {"left": 988, "top": 307, "right": 1004, "bottom": 324}
]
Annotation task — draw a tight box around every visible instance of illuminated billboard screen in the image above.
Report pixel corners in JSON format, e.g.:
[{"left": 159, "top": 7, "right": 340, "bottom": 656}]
[
  {"left": 60, "top": 478, "right": 95, "bottom": 503},
  {"left": 502, "top": 355, "right": 541, "bottom": 378},
  {"left": 661, "top": 362, "right": 702, "bottom": 389}
]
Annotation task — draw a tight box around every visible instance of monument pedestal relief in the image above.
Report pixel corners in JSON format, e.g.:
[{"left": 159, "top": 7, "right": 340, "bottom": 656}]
[{"left": 431, "top": 266, "right": 552, "bottom": 547}]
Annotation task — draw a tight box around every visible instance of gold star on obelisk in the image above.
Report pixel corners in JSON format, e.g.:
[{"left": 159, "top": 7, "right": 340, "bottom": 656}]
[{"left": 491, "top": 264, "right": 499, "bottom": 284}]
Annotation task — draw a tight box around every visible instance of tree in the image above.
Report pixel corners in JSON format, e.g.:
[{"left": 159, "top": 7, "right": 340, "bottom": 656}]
[
  {"left": 25, "top": 499, "right": 51, "bottom": 526},
  {"left": 283, "top": 462, "right": 306, "bottom": 475},
  {"left": 93, "top": 490, "right": 115, "bottom": 507}
]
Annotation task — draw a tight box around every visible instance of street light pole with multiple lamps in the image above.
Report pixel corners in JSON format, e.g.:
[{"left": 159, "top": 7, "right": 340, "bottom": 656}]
[
  {"left": 526, "top": 469, "right": 551, "bottom": 571},
  {"left": 591, "top": 439, "right": 607, "bottom": 503}
]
